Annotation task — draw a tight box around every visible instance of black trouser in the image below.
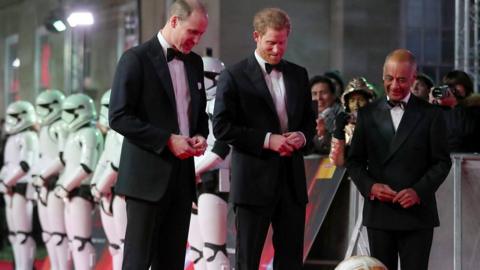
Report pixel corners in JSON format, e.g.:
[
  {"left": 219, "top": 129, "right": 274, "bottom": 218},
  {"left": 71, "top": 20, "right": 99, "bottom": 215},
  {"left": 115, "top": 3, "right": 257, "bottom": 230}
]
[
  {"left": 234, "top": 164, "right": 306, "bottom": 270},
  {"left": 367, "top": 227, "right": 434, "bottom": 270},
  {"left": 122, "top": 161, "right": 194, "bottom": 270}
]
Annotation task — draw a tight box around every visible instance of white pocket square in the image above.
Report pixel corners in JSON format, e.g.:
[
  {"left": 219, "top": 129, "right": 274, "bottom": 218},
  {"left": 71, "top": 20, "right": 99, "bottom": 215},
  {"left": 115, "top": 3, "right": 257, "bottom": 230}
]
[{"left": 198, "top": 82, "right": 202, "bottom": 90}]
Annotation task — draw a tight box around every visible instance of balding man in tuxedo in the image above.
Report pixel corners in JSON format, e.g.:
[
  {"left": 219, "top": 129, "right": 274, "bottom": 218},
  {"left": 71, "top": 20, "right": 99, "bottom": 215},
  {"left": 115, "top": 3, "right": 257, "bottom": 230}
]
[{"left": 347, "top": 49, "right": 451, "bottom": 270}]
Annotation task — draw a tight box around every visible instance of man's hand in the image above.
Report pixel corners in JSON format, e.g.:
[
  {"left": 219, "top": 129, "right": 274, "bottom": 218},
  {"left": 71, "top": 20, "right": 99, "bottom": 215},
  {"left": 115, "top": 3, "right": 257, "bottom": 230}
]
[
  {"left": 316, "top": 117, "right": 326, "bottom": 137},
  {"left": 284, "top": 132, "right": 305, "bottom": 150},
  {"left": 393, "top": 188, "right": 420, "bottom": 208},
  {"left": 269, "top": 134, "right": 294, "bottom": 156},
  {"left": 370, "top": 183, "right": 397, "bottom": 202},
  {"left": 429, "top": 89, "right": 458, "bottom": 108},
  {"left": 190, "top": 135, "right": 207, "bottom": 156},
  {"left": 167, "top": 134, "right": 196, "bottom": 159}
]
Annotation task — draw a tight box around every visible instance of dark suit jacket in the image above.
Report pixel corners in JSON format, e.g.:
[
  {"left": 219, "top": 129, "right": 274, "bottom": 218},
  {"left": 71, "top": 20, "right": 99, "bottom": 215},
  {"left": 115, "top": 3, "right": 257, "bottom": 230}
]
[
  {"left": 109, "top": 36, "right": 209, "bottom": 202},
  {"left": 213, "top": 55, "right": 315, "bottom": 206},
  {"left": 347, "top": 95, "right": 452, "bottom": 230}
]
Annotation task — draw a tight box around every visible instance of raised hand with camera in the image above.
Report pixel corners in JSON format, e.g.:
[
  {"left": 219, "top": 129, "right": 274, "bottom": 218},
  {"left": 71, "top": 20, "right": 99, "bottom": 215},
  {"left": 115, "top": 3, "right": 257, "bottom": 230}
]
[{"left": 429, "top": 85, "right": 459, "bottom": 108}]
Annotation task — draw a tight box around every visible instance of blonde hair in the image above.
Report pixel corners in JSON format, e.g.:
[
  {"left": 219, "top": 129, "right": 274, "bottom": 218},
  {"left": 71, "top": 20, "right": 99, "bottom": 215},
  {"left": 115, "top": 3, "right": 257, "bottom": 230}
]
[{"left": 253, "top": 7, "right": 291, "bottom": 35}]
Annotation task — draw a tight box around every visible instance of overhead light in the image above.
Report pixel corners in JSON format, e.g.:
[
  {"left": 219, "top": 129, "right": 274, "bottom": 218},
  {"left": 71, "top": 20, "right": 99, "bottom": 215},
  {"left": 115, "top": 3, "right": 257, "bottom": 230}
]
[
  {"left": 67, "top": 11, "right": 94, "bottom": 27},
  {"left": 12, "top": 58, "right": 20, "bottom": 68},
  {"left": 52, "top": 20, "right": 67, "bottom": 32},
  {"left": 45, "top": 8, "right": 66, "bottom": 33}
]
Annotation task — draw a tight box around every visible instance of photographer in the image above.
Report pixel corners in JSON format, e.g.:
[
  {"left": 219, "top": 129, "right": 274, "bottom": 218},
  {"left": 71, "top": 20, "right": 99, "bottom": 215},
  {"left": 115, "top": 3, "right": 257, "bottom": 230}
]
[{"left": 430, "top": 70, "right": 480, "bottom": 153}]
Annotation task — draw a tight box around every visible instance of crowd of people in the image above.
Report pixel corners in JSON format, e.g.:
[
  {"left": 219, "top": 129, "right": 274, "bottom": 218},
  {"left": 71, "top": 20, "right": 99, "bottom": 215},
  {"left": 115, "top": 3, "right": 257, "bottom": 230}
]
[
  {"left": 0, "top": 0, "right": 479, "bottom": 270},
  {"left": 310, "top": 68, "right": 480, "bottom": 159}
]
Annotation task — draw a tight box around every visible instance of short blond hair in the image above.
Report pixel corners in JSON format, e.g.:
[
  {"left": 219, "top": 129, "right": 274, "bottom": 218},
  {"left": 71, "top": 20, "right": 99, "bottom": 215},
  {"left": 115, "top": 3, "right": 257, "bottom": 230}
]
[
  {"left": 253, "top": 7, "right": 291, "bottom": 35},
  {"left": 169, "top": 0, "right": 206, "bottom": 21}
]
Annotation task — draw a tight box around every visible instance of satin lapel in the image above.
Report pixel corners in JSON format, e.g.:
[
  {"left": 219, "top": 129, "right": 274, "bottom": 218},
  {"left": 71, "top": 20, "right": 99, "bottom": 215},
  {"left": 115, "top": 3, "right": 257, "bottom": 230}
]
[
  {"left": 244, "top": 56, "right": 277, "bottom": 117},
  {"left": 146, "top": 37, "right": 177, "bottom": 112},
  {"left": 282, "top": 63, "right": 298, "bottom": 130},
  {"left": 384, "top": 96, "right": 423, "bottom": 163},
  {"left": 184, "top": 56, "right": 200, "bottom": 134},
  {"left": 373, "top": 98, "right": 395, "bottom": 145}
]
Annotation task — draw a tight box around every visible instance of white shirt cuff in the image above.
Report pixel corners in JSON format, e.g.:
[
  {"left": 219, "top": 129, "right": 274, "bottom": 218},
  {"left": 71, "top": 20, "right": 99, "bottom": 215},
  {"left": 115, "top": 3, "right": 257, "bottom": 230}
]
[{"left": 264, "top": 132, "right": 271, "bottom": 149}]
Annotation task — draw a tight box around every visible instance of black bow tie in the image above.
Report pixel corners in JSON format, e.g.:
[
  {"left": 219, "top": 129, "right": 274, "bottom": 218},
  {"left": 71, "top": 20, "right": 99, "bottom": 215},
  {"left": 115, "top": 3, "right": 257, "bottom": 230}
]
[
  {"left": 265, "top": 62, "right": 284, "bottom": 74},
  {"left": 387, "top": 100, "right": 406, "bottom": 110},
  {"left": 166, "top": 48, "right": 186, "bottom": 62}
]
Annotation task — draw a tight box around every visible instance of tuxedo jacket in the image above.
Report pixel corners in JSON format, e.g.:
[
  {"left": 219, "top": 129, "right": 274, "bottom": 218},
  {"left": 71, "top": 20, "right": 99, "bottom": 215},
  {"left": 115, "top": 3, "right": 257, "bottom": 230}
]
[
  {"left": 109, "top": 36, "right": 209, "bottom": 202},
  {"left": 213, "top": 55, "right": 316, "bottom": 206},
  {"left": 347, "top": 95, "right": 452, "bottom": 230}
]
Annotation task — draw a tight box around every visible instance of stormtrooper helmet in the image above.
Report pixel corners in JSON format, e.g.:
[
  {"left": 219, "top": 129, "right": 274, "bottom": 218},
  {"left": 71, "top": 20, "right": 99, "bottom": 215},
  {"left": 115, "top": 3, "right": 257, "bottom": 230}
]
[
  {"left": 202, "top": 55, "right": 225, "bottom": 101},
  {"left": 5, "top": 100, "right": 37, "bottom": 135},
  {"left": 35, "top": 89, "right": 65, "bottom": 126},
  {"left": 61, "top": 93, "right": 96, "bottom": 132},
  {"left": 98, "top": 89, "right": 111, "bottom": 128}
]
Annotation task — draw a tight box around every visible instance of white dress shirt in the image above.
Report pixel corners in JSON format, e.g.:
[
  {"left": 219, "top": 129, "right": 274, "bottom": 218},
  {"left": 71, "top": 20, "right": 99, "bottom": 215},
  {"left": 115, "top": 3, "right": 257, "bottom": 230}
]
[
  {"left": 254, "top": 51, "right": 289, "bottom": 148},
  {"left": 157, "top": 31, "right": 190, "bottom": 136},
  {"left": 388, "top": 92, "right": 411, "bottom": 131}
]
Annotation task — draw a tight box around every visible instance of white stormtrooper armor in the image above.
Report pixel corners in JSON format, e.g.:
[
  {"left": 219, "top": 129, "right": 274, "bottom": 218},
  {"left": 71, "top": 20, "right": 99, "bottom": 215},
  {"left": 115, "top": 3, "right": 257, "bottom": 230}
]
[
  {"left": 33, "top": 89, "right": 72, "bottom": 270},
  {"left": 54, "top": 93, "right": 104, "bottom": 270},
  {"left": 0, "top": 100, "right": 39, "bottom": 270},
  {"left": 188, "top": 55, "right": 231, "bottom": 270},
  {"left": 90, "top": 90, "right": 126, "bottom": 270}
]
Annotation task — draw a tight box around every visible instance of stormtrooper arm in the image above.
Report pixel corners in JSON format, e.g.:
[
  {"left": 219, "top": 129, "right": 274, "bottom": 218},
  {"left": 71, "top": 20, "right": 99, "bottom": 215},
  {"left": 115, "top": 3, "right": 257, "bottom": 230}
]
[
  {"left": 40, "top": 153, "right": 65, "bottom": 181},
  {"left": 91, "top": 151, "right": 115, "bottom": 198},
  {"left": 3, "top": 163, "right": 29, "bottom": 187},
  {"left": 195, "top": 151, "right": 222, "bottom": 176},
  {"left": 40, "top": 121, "right": 68, "bottom": 181},
  {"left": 91, "top": 151, "right": 108, "bottom": 187},
  {"left": 195, "top": 140, "right": 230, "bottom": 176},
  {"left": 59, "top": 129, "right": 100, "bottom": 192},
  {"left": 4, "top": 132, "right": 38, "bottom": 186},
  {"left": 94, "top": 162, "right": 118, "bottom": 194},
  {"left": 94, "top": 131, "right": 122, "bottom": 194},
  {"left": 60, "top": 165, "right": 92, "bottom": 192}
]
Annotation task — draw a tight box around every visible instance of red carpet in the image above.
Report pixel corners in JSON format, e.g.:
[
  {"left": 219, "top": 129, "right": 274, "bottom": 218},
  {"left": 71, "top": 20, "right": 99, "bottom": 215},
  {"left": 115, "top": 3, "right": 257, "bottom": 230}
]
[{"left": 0, "top": 258, "right": 47, "bottom": 270}]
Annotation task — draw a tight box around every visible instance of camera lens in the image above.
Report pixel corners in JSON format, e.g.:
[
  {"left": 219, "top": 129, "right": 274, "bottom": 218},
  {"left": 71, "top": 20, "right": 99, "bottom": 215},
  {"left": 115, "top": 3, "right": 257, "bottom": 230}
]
[{"left": 430, "top": 85, "right": 449, "bottom": 99}]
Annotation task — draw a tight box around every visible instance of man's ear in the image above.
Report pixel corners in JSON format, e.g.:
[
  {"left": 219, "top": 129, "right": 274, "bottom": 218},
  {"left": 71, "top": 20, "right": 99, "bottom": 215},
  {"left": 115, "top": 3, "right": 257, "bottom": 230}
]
[
  {"left": 170, "top": 16, "right": 178, "bottom": 28},
  {"left": 253, "top": 31, "right": 260, "bottom": 42}
]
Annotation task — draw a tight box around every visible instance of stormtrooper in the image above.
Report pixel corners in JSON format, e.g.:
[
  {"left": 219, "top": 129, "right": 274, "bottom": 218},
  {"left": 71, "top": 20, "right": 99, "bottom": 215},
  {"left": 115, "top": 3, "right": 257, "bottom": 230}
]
[
  {"left": 90, "top": 89, "right": 126, "bottom": 270},
  {"left": 33, "top": 89, "right": 71, "bottom": 270},
  {"left": 0, "top": 101, "right": 39, "bottom": 270},
  {"left": 187, "top": 54, "right": 232, "bottom": 270},
  {"left": 54, "top": 93, "right": 104, "bottom": 270}
]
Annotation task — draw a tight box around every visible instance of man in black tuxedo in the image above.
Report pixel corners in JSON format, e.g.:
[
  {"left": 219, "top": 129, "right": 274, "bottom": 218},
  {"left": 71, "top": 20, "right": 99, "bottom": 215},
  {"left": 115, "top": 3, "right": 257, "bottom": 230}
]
[
  {"left": 347, "top": 49, "right": 452, "bottom": 270},
  {"left": 109, "top": 0, "right": 209, "bottom": 269},
  {"left": 213, "top": 7, "right": 315, "bottom": 270}
]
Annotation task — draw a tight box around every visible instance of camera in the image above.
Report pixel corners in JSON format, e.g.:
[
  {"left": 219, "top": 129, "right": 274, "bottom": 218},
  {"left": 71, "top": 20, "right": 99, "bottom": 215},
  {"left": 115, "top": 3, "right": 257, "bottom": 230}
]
[{"left": 430, "top": 85, "right": 452, "bottom": 99}]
